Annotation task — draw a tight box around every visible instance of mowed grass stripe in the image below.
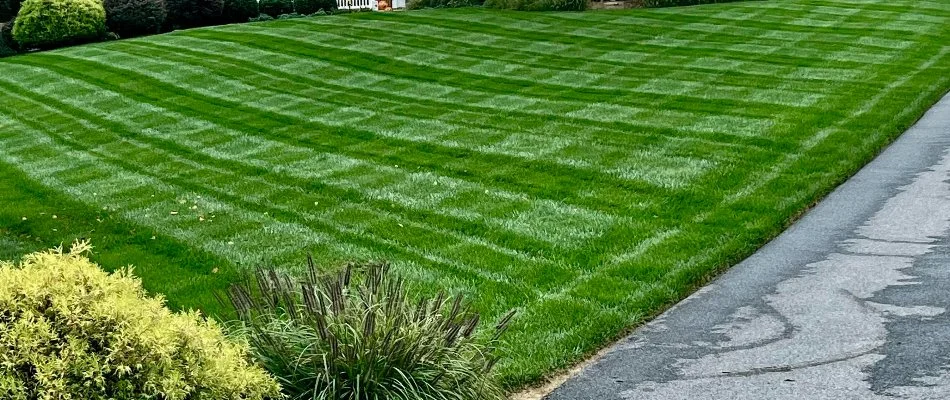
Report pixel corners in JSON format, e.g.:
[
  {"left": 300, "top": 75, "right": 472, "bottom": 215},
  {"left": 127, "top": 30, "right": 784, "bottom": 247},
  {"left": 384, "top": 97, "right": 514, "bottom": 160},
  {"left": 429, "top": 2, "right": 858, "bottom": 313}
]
[
  {"left": 180, "top": 27, "right": 816, "bottom": 184},
  {"left": 165, "top": 28, "right": 817, "bottom": 123},
  {"left": 121, "top": 38, "right": 771, "bottom": 161},
  {"left": 1, "top": 0, "right": 948, "bottom": 389},
  {"left": 646, "top": 0, "right": 946, "bottom": 32},
  {"left": 216, "top": 20, "right": 900, "bottom": 147},
  {"left": 2, "top": 60, "right": 669, "bottom": 291},
  {"left": 1, "top": 72, "right": 684, "bottom": 318},
  {"left": 109, "top": 39, "right": 774, "bottom": 191},
  {"left": 248, "top": 24, "right": 847, "bottom": 121},
  {"left": 50, "top": 43, "right": 800, "bottom": 267},
  {"left": 0, "top": 97, "right": 545, "bottom": 315},
  {"left": 190, "top": 24, "right": 825, "bottom": 117},
  {"left": 381, "top": 9, "right": 904, "bottom": 67},
  {"left": 312, "top": 17, "right": 845, "bottom": 92},
  {"left": 37, "top": 47, "right": 736, "bottom": 233},
  {"left": 368, "top": 9, "right": 915, "bottom": 67},
  {"left": 725, "top": 46, "right": 950, "bottom": 203},
  {"left": 0, "top": 68, "right": 590, "bottom": 264},
  {"left": 1, "top": 59, "right": 699, "bottom": 290},
  {"left": 10, "top": 51, "right": 708, "bottom": 215},
  {"left": 14, "top": 57, "right": 626, "bottom": 251},
  {"left": 148, "top": 33, "right": 796, "bottom": 178},
  {"left": 260, "top": 18, "right": 858, "bottom": 95},
  {"left": 450, "top": 8, "right": 933, "bottom": 65},
  {"left": 184, "top": 27, "right": 810, "bottom": 126},
  {"left": 0, "top": 158, "right": 246, "bottom": 316}
]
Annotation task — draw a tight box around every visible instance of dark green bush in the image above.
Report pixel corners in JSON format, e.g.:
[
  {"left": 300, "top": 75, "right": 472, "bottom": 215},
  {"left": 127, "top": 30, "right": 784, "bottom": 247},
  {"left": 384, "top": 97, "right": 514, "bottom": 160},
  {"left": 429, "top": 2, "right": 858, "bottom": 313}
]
[
  {"left": 103, "top": 0, "right": 166, "bottom": 37},
  {"left": 248, "top": 12, "right": 273, "bottom": 21},
  {"left": 0, "top": 0, "right": 20, "bottom": 21},
  {"left": 643, "top": 0, "right": 741, "bottom": 6},
  {"left": 259, "top": 0, "right": 293, "bottom": 17},
  {"left": 12, "top": 0, "right": 106, "bottom": 49},
  {"left": 644, "top": 0, "right": 748, "bottom": 6},
  {"left": 294, "top": 0, "right": 335, "bottom": 14},
  {"left": 221, "top": 0, "right": 257, "bottom": 22},
  {"left": 225, "top": 260, "right": 514, "bottom": 400},
  {"left": 0, "top": 19, "right": 16, "bottom": 57},
  {"left": 165, "top": 0, "right": 223, "bottom": 28},
  {"left": 221, "top": 0, "right": 261, "bottom": 23},
  {"left": 484, "top": 0, "right": 584, "bottom": 11},
  {"left": 407, "top": 0, "right": 480, "bottom": 9}
]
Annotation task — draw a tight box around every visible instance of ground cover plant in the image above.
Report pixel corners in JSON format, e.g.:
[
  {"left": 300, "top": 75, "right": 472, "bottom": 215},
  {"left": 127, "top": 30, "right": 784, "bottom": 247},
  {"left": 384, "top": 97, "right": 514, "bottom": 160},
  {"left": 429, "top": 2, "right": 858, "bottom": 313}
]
[{"left": 0, "top": 0, "right": 948, "bottom": 389}]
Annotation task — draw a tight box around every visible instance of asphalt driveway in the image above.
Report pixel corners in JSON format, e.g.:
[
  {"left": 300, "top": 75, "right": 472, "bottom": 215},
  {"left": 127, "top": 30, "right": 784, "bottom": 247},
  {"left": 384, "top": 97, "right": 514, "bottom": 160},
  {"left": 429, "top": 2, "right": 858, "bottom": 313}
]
[{"left": 548, "top": 94, "right": 950, "bottom": 400}]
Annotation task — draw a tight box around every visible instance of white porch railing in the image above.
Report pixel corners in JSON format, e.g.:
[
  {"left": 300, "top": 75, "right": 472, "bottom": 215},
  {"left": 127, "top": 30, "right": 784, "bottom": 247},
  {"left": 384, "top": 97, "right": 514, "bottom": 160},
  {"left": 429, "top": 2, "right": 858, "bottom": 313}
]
[{"left": 336, "top": 0, "right": 405, "bottom": 10}]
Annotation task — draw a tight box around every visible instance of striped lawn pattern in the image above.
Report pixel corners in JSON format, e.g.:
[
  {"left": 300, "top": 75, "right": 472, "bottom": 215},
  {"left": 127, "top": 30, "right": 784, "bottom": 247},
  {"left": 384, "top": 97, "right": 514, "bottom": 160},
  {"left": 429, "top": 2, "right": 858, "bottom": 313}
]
[{"left": 1, "top": 0, "right": 949, "bottom": 387}]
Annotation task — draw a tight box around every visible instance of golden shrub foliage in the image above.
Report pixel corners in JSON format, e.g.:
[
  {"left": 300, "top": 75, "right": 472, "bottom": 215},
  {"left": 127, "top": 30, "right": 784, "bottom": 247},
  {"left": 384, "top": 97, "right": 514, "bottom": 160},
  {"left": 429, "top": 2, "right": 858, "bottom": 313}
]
[{"left": 0, "top": 242, "right": 282, "bottom": 400}]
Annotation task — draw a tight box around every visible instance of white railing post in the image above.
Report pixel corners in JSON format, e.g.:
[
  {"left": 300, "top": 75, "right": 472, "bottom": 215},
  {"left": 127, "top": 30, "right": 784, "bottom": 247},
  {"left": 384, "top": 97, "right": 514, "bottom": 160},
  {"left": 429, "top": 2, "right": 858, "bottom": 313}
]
[{"left": 337, "top": 0, "right": 405, "bottom": 11}]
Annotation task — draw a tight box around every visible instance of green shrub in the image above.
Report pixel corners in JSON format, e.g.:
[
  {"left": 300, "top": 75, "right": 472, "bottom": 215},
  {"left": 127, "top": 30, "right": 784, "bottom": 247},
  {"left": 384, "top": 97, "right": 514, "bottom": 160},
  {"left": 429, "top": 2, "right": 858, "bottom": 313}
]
[
  {"left": 407, "top": 0, "right": 480, "bottom": 9},
  {"left": 259, "top": 0, "right": 293, "bottom": 17},
  {"left": 643, "top": 0, "right": 744, "bottom": 6},
  {"left": 12, "top": 0, "right": 106, "bottom": 49},
  {"left": 221, "top": 0, "right": 257, "bottom": 22},
  {"left": 165, "top": 0, "right": 223, "bottom": 28},
  {"left": 0, "top": 19, "right": 15, "bottom": 57},
  {"left": 103, "top": 0, "right": 166, "bottom": 37},
  {"left": 0, "top": 242, "right": 283, "bottom": 399},
  {"left": 225, "top": 260, "right": 514, "bottom": 400},
  {"left": 0, "top": 0, "right": 20, "bottom": 21},
  {"left": 484, "top": 0, "right": 584, "bottom": 11},
  {"left": 249, "top": 12, "right": 274, "bottom": 21},
  {"left": 294, "top": 0, "right": 335, "bottom": 14}
]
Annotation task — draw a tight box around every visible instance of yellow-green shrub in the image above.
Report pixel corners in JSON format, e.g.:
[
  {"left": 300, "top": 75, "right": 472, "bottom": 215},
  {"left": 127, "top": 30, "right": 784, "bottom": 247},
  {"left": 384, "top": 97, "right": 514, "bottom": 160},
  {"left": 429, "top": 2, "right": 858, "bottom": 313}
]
[
  {"left": 12, "top": 0, "right": 105, "bottom": 48},
  {"left": 0, "top": 242, "right": 282, "bottom": 400}
]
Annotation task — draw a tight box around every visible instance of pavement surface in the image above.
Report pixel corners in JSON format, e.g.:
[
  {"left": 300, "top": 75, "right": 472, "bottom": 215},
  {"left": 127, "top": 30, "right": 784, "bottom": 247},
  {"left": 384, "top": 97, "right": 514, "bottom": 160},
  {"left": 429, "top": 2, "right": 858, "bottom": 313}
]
[{"left": 547, "top": 93, "right": 950, "bottom": 400}]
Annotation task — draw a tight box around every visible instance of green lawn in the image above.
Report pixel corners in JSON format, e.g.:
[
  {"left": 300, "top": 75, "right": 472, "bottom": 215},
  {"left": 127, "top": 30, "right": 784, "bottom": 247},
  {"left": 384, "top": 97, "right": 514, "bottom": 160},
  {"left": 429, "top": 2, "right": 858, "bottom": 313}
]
[
  {"left": 0, "top": 230, "right": 35, "bottom": 261},
  {"left": 1, "top": 0, "right": 948, "bottom": 388}
]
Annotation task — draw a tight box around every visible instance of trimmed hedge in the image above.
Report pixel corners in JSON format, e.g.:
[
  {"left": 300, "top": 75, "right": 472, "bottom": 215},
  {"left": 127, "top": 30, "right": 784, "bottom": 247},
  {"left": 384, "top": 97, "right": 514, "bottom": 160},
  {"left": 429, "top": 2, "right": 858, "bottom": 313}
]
[
  {"left": 103, "top": 0, "right": 166, "bottom": 37},
  {"left": 407, "top": 0, "right": 481, "bottom": 9},
  {"left": 0, "top": 243, "right": 282, "bottom": 399},
  {"left": 294, "top": 0, "right": 336, "bottom": 14},
  {"left": 259, "top": 0, "right": 293, "bottom": 17},
  {"left": 12, "top": 0, "right": 105, "bottom": 48},
  {"left": 644, "top": 0, "right": 745, "bottom": 6},
  {"left": 221, "top": 0, "right": 258, "bottom": 22},
  {"left": 484, "top": 0, "right": 584, "bottom": 11},
  {"left": 165, "top": 0, "right": 223, "bottom": 28}
]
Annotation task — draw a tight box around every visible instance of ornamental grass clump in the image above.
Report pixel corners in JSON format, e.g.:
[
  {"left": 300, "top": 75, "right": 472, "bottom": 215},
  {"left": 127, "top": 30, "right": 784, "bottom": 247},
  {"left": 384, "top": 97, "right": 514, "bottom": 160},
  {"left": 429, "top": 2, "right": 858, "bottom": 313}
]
[
  {"left": 225, "top": 259, "right": 515, "bottom": 400},
  {"left": 0, "top": 242, "right": 282, "bottom": 400}
]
